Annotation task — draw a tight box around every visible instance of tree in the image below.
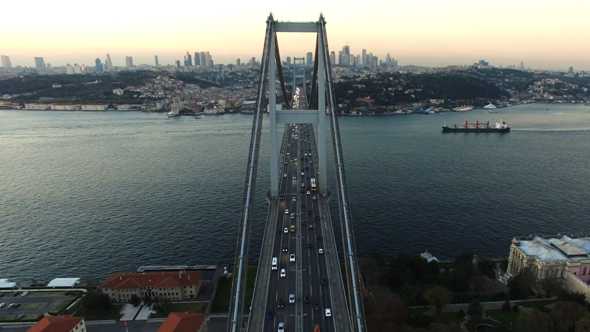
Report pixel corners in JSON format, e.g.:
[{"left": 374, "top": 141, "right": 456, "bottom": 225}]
[
  {"left": 130, "top": 294, "right": 141, "bottom": 307},
  {"left": 549, "top": 301, "right": 586, "bottom": 332},
  {"left": 83, "top": 291, "right": 113, "bottom": 312},
  {"left": 501, "top": 300, "right": 511, "bottom": 313},
  {"left": 476, "top": 258, "right": 497, "bottom": 280},
  {"left": 541, "top": 278, "right": 561, "bottom": 298},
  {"left": 424, "top": 285, "right": 452, "bottom": 317},
  {"left": 467, "top": 299, "right": 483, "bottom": 317},
  {"left": 515, "top": 309, "right": 552, "bottom": 332},
  {"left": 576, "top": 312, "right": 590, "bottom": 332},
  {"left": 508, "top": 269, "right": 536, "bottom": 300},
  {"left": 558, "top": 290, "right": 586, "bottom": 305}
]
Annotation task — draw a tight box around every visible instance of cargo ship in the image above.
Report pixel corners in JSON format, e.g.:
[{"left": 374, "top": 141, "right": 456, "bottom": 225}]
[{"left": 442, "top": 120, "right": 510, "bottom": 133}]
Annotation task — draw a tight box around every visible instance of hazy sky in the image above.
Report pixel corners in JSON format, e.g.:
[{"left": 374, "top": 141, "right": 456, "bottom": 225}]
[{"left": 2, "top": 0, "right": 590, "bottom": 70}]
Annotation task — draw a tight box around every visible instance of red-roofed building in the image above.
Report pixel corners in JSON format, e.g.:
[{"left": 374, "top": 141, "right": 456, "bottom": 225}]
[
  {"left": 101, "top": 271, "right": 202, "bottom": 303},
  {"left": 157, "top": 312, "right": 207, "bottom": 332},
  {"left": 27, "top": 315, "right": 85, "bottom": 332}
]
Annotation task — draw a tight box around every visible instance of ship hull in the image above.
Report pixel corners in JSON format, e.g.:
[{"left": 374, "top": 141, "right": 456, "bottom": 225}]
[{"left": 442, "top": 126, "right": 510, "bottom": 133}]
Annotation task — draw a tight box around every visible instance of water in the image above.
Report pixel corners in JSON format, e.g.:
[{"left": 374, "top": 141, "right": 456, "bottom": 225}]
[{"left": 1, "top": 104, "right": 590, "bottom": 281}]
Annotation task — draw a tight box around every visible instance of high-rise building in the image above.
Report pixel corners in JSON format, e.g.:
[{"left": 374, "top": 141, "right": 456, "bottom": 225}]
[
  {"left": 184, "top": 51, "right": 192, "bottom": 66},
  {"left": 125, "top": 56, "right": 133, "bottom": 68},
  {"left": 200, "top": 52, "right": 206, "bottom": 68},
  {"left": 1, "top": 55, "right": 12, "bottom": 68},
  {"left": 249, "top": 57, "right": 256, "bottom": 68},
  {"left": 286, "top": 57, "right": 291, "bottom": 68},
  {"left": 95, "top": 58, "right": 103, "bottom": 72},
  {"left": 106, "top": 54, "right": 113, "bottom": 71},
  {"left": 34, "top": 57, "right": 45, "bottom": 70},
  {"left": 306, "top": 52, "right": 312, "bottom": 65},
  {"left": 205, "top": 52, "right": 211, "bottom": 68},
  {"left": 66, "top": 64, "right": 74, "bottom": 75},
  {"left": 338, "top": 51, "right": 343, "bottom": 65},
  {"left": 236, "top": 58, "right": 241, "bottom": 67},
  {"left": 175, "top": 60, "right": 181, "bottom": 68},
  {"left": 386, "top": 53, "right": 391, "bottom": 65},
  {"left": 194, "top": 53, "right": 200, "bottom": 66},
  {"left": 361, "top": 49, "right": 367, "bottom": 67},
  {"left": 342, "top": 45, "right": 350, "bottom": 56},
  {"left": 73, "top": 64, "right": 82, "bottom": 74},
  {"left": 329, "top": 52, "right": 335, "bottom": 65},
  {"left": 155, "top": 55, "right": 159, "bottom": 67}
]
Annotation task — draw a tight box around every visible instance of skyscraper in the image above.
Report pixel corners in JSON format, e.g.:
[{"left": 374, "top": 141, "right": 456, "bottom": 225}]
[
  {"left": 361, "top": 49, "right": 367, "bottom": 67},
  {"left": 194, "top": 53, "right": 200, "bottom": 66},
  {"left": 95, "top": 58, "right": 103, "bottom": 72},
  {"left": 386, "top": 53, "right": 391, "bottom": 65},
  {"left": 175, "top": 60, "right": 181, "bottom": 68},
  {"left": 125, "top": 56, "right": 133, "bottom": 68},
  {"left": 342, "top": 45, "right": 350, "bottom": 56},
  {"left": 1, "top": 55, "right": 12, "bottom": 68},
  {"left": 184, "top": 51, "right": 192, "bottom": 66},
  {"left": 236, "top": 58, "right": 241, "bottom": 67},
  {"left": 338, "top": 51, "right": 343, "bottom": 65},
  {"left": 155, "top": 55, "right": 159, "bottom": 67},
  {"left": 286, "top": 57, "right": 291, "bottom": 68},
  {"left": 106, "top": 54, "right": 113, "bottom": 71},
  {"left": 306, "top": 52, "right": 312, "bottom": 65},
  {"left": 329, "top": 52, "right": 335, "bottom": 65},
  {"left": 34, "top": 57, "right": 45, "bottom": 70}
]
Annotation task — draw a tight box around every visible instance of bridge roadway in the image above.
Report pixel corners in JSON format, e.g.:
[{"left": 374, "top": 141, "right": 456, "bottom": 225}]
[{"left": 246, "top": 123, "right": 346, "bottom": 332}]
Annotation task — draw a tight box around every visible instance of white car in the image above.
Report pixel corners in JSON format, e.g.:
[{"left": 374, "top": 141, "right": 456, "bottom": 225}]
[
  {"left": 289, "top": 294, "right": 295, "bottom": 303},
  {"left": 301, "top": 172, "right": 304, "bottom": 176},
  {"left": 313, "top": 196, "right": 317, "bottom": 200},
  {"left": 290, "top": 254, "right": 295, "bottom": 262},
  {"left": 318, "top": 249, "right": 324, "bottom": 254},
  {"left": 21, "top": 291, "right": 28, "bottom": 297},
  {"left": 294, "top": 158, "right": 298, "bottom": 162},
  {"left": 292, "top": 196, "right": 296, "bottom": 202},
  {"left": 0, "top": 303, "right": 4, "bottom": 308},
  {"left": 284, "top": 228, "right": 288, "bottom": 233},
  {"left": 280, "top": 269, "right": 286, "bottom": 278},
  {"left": 285, "top": 209, "right": 289, "bottom": 215},
  {"left": 278, "top": 322, "right": 284, "bottom": 332},
  {"left": 325, "top": 308, "right": 332, "bottom": 317},
  {"left": 283, "top": 173, "right": 287, "bottom": 178}
]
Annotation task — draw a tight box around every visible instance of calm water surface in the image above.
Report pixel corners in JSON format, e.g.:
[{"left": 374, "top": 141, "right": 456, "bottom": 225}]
[{"left": 1, "top": 104, "right": 590, "bottom": 280}]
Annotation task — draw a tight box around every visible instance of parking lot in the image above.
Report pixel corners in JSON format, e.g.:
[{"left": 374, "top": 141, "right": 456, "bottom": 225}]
[{"left": 0, "top": 291, "right": 73, "bottom": 322}]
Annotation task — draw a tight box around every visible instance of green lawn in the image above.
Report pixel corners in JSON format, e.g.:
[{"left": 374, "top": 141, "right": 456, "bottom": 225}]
[
  {"left": 74, "top": 306, "right": 122, "bottom": 321},
  {"left": 517, "top": 299, "right": 556, "bottom": 309},
  {"left": 211, "top": 266, "right": 257, "bottom": 314},
  {"left": 408, "top": 307, "right": 429, "bottom": 315},
  {"left": 151, "top": 303, "right": 208, "bottom": 318},
  {"left": 436, "top": 311, "right": 464, "bottom": 325},
  {"left": 486, "top": 309, "right": 519, "bottom": 330}
]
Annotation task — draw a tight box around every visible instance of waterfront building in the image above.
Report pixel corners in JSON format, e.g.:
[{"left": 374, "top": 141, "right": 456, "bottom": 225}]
[
  {"left": 155, "top": 55, "right": 159, "bottom": 67},
  {"left": 27, "top": 315, "right": 85, "bottom": 332},
  {"left": 34, "top": 57, "right": 45, "bottom": 70},
  {"left": 508, "top": 234, "right": 590, "bottom": 300},
  {"left": 158, "top": 312, "right": 207, "bottom": 332},
  {"left": 24, "top": 103, "right": 49, "bottom": 110},
  {"left": 81, "top": 104, "right": 109, "bottom": 111},
  {"left": 50, "top": 104, "right": 80, "bottom": 111},
  {"left": 101, "top": 271, "right": 202, "bottom": 303},
  {"left": 306, "top": 52, "right": 312, "bottom": 65},
  {"left": 125, "top": 56, "right": 134, "bottom": 68},
  {"left": 106, "top": 54, "right": 113, "bottom": 71},
  {"left": 1, "top": 55, "right": 11, "bottom": 68},
  {"left": 95, "top": 58, "right": 103, "bottom": 72}
]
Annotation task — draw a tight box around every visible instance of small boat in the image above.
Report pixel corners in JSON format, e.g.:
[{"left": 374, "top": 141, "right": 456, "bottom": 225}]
[
  {"left": 167, "top": 110, "right": 179, "bottom": 118},
  {"left": 483, "top": 102, "right": 497, "bottom": 109},
  {"left": 195, "top": 116, "right": 202, "bottom": 119},
  {"left": 452, "top": 105, "right": 474, "bottom": 112}
]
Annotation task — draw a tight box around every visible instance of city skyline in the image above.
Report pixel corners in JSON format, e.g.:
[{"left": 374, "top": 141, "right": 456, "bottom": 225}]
[{"left": 2, "top": 0, "right": 590, "bottom": 71}]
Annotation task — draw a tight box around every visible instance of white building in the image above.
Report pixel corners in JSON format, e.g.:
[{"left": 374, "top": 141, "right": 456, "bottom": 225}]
[
  {"left": 25, "top": 103, "right": 49, "bottom": 110},
  {"left": 81, "top": 104, "right": 108, "bottom": 111},
  {"left": 50, "top": 104, "right": 80, "bottom": 111},
  {"left": 113, "top": 88, "right": 124, "bottom": 95},
  {"left": 66, "top": 64, "right": 74, "bottom": 75}
]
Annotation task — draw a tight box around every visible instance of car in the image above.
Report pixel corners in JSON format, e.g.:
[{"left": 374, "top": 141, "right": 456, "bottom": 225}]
[
  {"left": 304, "top": 296, "right": 310, "bottom": 303},
  {"left": 313, "top": 196, "right": 317, "bottom": 200},
  {"left": 305, "top": 166, "right": 309, "bottom": 170},
  {"left": 277, "top": 298, "right": 284, "bottom": 308},
  {"left": 290, "top": 254, "right": 295, "bottom": 262},
  {"left": 284, "top": 161, "right": 288, "bottom": 165},
  {"left": 321, "top": 278, "right": 327, "bottom": 285},
  {"left": 290, "top": 225, "right": 295, "bottom": 232},
  {"left": 289, "top": 294, "right": 295, "bottom": 303},
  {"left": 21, "top": 291, "right": 28, "bottom": 297},
  {"left": 307, "top": 243, "right": 312, "bottom": 248},
  {"left": 280, "top": 195, "right": 285, "bottom": 200},
  {"left": 7, "top": 303, "right": 14, "bottom": 309},
  {"left": 304, "top": 153, "right": 307, "bottom": 157},
  {"left": 0, "top": 303, "right": 4, "bottom": 308},
  {"left": 284, "top": 228, "right": 288, "bottom": 233},
  {"left": 285, "top": 209, "right": 289, "bottom": 214},
  {"left": 278, "top": 322, "right": 285, "bottom": 332},
  {"left": 0, "top": 293, "right": 3, "bottom": 297},
  {"left": 290, "top": 213, "right": 295, "bottom": 220},
  {"left": 318, "top": 248, "right": 324, "bottom": 254},
  {"left": 280, "top": 269, "right": 286, "bottom": 278},
  {"left": 283, "top": 173, "right": 287, "bottom": 178},
  {"left": 292, "top": 175, "right": 296, "bottom": 180},
  {"left": 294, "top": 158, "right": 298, "bottom": 162},
  {"left": 301, "top": 190, "right": 305, "bottom": 194},
  {"left": 292, "top": 196, "right": 296, "bottom": 202},
  {"left": 307, "top": 210, "right": 312, "bottom": 215},
  {"left": 16, "top": 313, "right": 25, "bottom": 319},
  {"left": 301, "top": 172, "right": 304, "bottom": 176},
  {"left": 317, "top": 235, "right": 322, "bottom": 240},
  {"left": 315, "top": 216, "right": 320, "bottom": 220},
  {"left": 301, "top": 203, "right": 306, "bottom": 207},
  {"left": 267, "top": 310, "right": 274, "bottom": 319},
  {"left": 307, "top": 141, "right": 311, "bottom": 143},
  {"left": 310, "top": 161, "right": 313, "bottom": 164},
  {"left": 306, "top": 176, "right": 310, "bottom": 179},
  {"left": 313, "top": 303, "right": 321, "bottom": 311},
  {"left": 325, "top": 308, "right": 332, "bottom": 317},
  {"left": 282, "top": 246, "right": 288, "bottom": 252},
  {"left": 307, "top": 191, "right": 311, "bottom": 195},
  {"left": 302, "top": 221, "right": 307, "bottom": 225},
  {"left": 309, "top": 224, "right": 314, "bottom": 230}
]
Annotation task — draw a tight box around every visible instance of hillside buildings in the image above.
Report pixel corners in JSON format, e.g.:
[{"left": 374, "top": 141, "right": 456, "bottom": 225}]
[
  {"left": 508, "top": 234, "right": 590, "bottom": 300},
  {"left": 101, "top": 271, "right": 202, "bottom": 303}
]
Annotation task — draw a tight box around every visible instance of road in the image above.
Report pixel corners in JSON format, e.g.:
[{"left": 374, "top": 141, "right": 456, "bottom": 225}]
[{"left": 263, "top": 124, "right": 335, "bottom": 332}]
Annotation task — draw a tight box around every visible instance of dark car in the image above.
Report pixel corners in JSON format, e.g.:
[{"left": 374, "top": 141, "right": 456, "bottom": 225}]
[
  {"left": 278, "top": 299, "right": 284, "bottom": 308},
  {"left": 282, "top": 246, "right": 288, "bottom": 252},
  {"left": 322, "top": 278, "right": 328, "bottom": 285},
  {"left": 304, "top": 296, "right": 310, "bottom": 303},
  {"left": 301, "top": 203, "right": 306, "bottom": 207},
  {"left": 301, "top": 190, "right": 305, "bottom": 194},
  {"left": 307, "top": 243, "right": 312, "bottom": 248},
  {"left": 302, "top": 221, "right": 307, "bottom": 225},
  {"left": 267, "top": 310, "right": 274, "bottom": 319},
  {"left": 315, "top": 216, "right": 320, "bottom": 220},
  {"left": 317, "top": 235, "right": 322, "bottom": 240},
  {"left": 280, "top": 195, "right": 285, "bottom": 200},
  {"left": 305, "top": 166, "right": 309, "bottom": 170},
  {"left": 16, "top": 313, "right": 25, "bottom": 319},
  {"left": 0, "top": 293, "right": 3, "bottom": 297},
  {"left": 314, "top": 303, "right": 321, "bottom": 311},
  {"left": 308, "top": 210, "right": 312, "bottom": 215}
]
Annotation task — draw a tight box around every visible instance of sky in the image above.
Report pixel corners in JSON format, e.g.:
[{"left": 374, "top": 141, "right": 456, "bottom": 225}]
[{"left": 2, "top": 0, "right": 590, "bottom": 71}]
